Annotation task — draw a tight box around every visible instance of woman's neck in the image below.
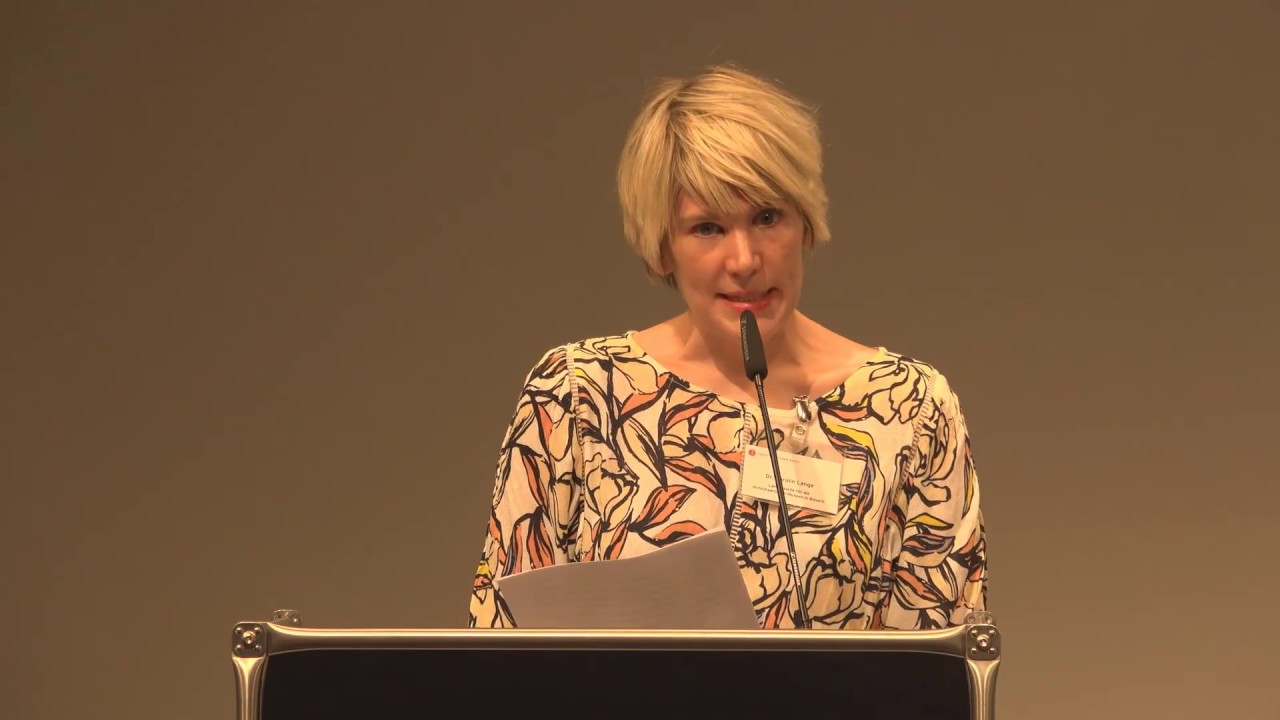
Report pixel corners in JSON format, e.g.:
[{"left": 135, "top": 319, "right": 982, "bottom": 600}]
[{"left": 660, "top": 311, "right": 819, "bottom": 402}]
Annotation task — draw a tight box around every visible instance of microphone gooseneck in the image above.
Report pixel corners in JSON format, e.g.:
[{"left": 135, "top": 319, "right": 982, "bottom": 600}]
[{"left": 738, "top": 310, "right": 813, "bottom": 630}]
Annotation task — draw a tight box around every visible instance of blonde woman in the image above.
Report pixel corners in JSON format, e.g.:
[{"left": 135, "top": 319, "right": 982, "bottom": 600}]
[{"left": 469, "top": 65, "right": 987, "bottom": 631}]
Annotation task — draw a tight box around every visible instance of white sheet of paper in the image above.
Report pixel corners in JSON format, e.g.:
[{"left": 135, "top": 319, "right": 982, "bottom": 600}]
[{"left": 493, "top": 527, "right": 760, "bottom": 630}]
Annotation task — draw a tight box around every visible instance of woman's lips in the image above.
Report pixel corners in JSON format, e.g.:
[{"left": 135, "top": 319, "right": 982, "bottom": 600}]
[{"left": 718, "top": 288, "right": 775, "bottom": 312}]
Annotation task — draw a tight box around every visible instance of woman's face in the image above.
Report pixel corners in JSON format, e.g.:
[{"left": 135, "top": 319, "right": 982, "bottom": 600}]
[{"left": 664, "top": 192, "right": 807, "bottom": 350}]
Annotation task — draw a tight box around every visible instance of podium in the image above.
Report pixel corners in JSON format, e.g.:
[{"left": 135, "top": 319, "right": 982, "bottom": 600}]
[{"left": 231, "top": 609, "right": 1001, "bottom": 719}]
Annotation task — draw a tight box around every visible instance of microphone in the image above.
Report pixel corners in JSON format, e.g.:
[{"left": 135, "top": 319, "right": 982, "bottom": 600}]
[{"left": 739, "top": 310, "right": 812, "bottom": 630}]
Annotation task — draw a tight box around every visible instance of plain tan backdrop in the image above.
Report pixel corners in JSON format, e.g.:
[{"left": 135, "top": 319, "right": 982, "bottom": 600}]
[{"left": 3, "top": 2, "right": 1277, "bottom": 718}]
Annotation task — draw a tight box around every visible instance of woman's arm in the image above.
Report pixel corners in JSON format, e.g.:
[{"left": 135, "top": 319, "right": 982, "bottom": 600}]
[
  {"left": 875, "top": 371, "right": 988, "bottom": 630},
  {"left": 468, "top": 346, "right": 582, "bottom": 628}
]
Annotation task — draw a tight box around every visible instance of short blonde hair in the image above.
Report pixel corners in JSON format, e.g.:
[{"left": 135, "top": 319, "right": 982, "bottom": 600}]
[{"left": 616, "top": 64, "right": 830, "bottom": 285}]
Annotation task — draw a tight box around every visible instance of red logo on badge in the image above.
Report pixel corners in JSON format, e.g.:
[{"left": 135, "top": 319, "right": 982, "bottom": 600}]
[{"left": 748, "top": 448, "right": 756, "bottom": 456}]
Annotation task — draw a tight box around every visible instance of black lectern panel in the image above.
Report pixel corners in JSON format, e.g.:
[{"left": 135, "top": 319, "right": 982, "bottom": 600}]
[{"left": 261, "top": 648, "right": 968, "bottom": 719}]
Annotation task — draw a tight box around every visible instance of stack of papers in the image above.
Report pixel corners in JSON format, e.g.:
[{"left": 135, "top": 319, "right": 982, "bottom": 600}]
[{"left": 494, "top": 528, "right": 760, "bottom": 630}]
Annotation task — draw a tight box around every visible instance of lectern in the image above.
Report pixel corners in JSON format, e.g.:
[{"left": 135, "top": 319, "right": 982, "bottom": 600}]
[{"left": 231, "top": 609, "right": 1001, "bottom": 719}]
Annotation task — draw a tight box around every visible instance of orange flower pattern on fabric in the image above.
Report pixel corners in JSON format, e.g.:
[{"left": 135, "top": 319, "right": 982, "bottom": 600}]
[{"left": 469, "top": 334, "right": 987, "bottom": 630}]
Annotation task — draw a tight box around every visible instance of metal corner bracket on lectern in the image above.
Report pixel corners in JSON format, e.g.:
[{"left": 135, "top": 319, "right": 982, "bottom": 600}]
[
  {"left": 231, "top": 609, "right": 302, "bottom": 720},
  {"left": 961, "top": 610, "right": 1001, "bottom": 718}
]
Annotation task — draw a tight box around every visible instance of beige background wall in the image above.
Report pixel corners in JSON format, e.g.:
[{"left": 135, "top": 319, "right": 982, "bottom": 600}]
[{"left": 3, "top": 2, "right": 1277, "bottom": 718}]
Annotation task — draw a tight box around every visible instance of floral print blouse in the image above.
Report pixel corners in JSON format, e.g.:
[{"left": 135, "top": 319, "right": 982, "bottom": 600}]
[{"left": 468, "top": 333, "right": 987, "bottom": 630}]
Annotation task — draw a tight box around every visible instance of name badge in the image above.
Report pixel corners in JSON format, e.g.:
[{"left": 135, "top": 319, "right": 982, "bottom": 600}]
[{"left": 740, "top": 445, "right": 841, "bottom": 515}]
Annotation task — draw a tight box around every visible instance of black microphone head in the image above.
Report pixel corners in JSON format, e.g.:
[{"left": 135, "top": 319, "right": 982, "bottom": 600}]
[{"left": 739, "top": 310, "right": 768, "bottom": 381}]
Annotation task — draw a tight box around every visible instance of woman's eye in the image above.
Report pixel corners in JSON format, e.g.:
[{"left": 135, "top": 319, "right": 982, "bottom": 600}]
[
  {"left": 692, "top": 222, "right": 721, "bottom": 237},
  {"left": 757, "top": 208, "right": 781, "bottom": 226}
]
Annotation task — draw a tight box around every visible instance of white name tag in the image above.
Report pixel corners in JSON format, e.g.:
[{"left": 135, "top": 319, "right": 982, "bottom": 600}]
[{"left": 740, "top": 445, "right": 842, "bottom": 515}]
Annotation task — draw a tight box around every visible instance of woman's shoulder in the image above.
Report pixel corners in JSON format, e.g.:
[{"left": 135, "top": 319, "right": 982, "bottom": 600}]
[
  {"left": 804, "top": 318, "right": 953, "bottom": 398},
  {"left": 815, "top": 336, "right": 968, "bottom": 424},
  {"left": 520, "top": 332, "right": 653, "bottom": 377},
  {"left": 511, "top": 333, "right": 663, "bottom": 411},
  {"left": 531, "top": 332, "right": 646, "bottom": 362},
  {"left": 864, "top": 346, "right": 959, "bottom": 389},
  {"left": 867, "top": 346, "right": 944, "bottom": 377},
  {"left": 860, "top": 346, "right": 970, "bottom": 425}
]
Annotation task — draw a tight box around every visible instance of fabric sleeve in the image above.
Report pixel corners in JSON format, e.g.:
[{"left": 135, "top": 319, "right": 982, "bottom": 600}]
[
  {"left": 875, "top": 371, "right": 988, "bottom": 629},
  {"left": 467, "top": 345, "right": 583, "bottom": 628}
]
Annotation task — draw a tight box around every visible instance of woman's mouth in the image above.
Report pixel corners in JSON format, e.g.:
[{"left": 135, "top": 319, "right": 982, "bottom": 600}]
[{"left": 718, "top": 288, "right": 775, "bottom": 312}]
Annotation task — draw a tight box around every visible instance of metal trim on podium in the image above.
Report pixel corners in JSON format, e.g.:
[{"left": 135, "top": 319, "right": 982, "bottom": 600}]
[{"left": 232, "top": 609, "right": 1000, "bottom": 719}]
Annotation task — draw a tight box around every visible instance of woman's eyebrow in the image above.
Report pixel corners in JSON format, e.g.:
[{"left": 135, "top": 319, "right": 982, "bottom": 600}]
[{"left": 677, "top": 212, "right": 719, "bottom": 224}]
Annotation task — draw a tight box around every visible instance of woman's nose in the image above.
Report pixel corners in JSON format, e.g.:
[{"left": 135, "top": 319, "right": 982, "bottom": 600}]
[{"left": 724, "top": 230, "right": 761, "bottom": 277}]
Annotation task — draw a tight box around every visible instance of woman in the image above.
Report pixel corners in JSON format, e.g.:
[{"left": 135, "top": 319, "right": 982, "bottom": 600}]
[{"left": 468, "top": 65, "right": 987, "bottom": 630}]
